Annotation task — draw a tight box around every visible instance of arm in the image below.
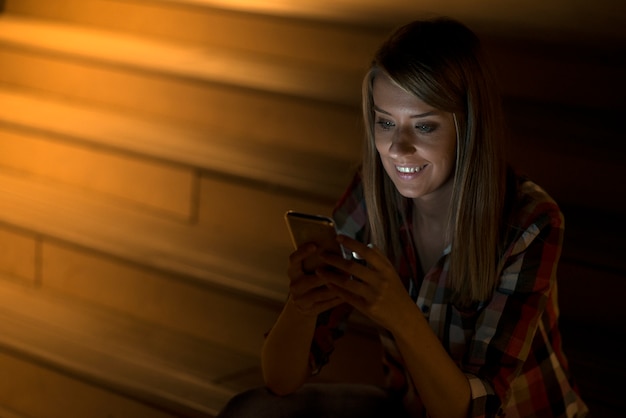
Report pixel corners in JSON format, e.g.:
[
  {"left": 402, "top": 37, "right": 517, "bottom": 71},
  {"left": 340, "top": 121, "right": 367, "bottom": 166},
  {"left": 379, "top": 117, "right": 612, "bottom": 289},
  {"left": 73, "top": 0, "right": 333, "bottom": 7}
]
[
  {"left": 262, "top": 243, "right": 346, "bottom": 395},
  {"left": 320, "top": 236, "right": 471, "bottom": 417},
  {"left": 460, "top": 200, "right": 567, "bottom": 414},
  {"left": 391, "top": 298, "right": 472, "bottom": 417},
  {"left": 261, "top": 296, "right": 319, "bottom": 395}
]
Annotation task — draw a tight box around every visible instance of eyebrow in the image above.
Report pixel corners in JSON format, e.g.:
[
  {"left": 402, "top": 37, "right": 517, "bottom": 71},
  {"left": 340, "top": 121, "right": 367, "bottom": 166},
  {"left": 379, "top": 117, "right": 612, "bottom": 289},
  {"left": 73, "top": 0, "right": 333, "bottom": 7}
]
[{"left": 373, "top": 105, "right": 439, "bottom": 118}]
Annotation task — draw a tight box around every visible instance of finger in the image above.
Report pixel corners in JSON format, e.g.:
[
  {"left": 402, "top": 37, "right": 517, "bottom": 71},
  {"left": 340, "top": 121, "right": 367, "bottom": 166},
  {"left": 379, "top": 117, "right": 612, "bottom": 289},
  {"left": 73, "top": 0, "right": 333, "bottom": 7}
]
[
  {"left": 325, "top": 282, "right": 367, "bottom": 310},
  {"left": 287, "top": 243, "right": 317, "bottom": 277},
  {"left": 337, "top": 236, "right": 390, "bottom": 271},
  {"left": 295, "top": 297, "right": 344, "bottom": 316},
  {"left": 310, "top": 294, "right": 344, "bottom": 314},
  {"left": 318, "top": 251, "right": 372, "bottom": 282},
  {"left": 316, "top": 262, "right": 378, "bottom": 302},
  {"left": 289, "top": 272, "right": 328, "bottom": 296},
  {"left": 289, "top": 242, "right": 317, "bottom": 264},
  {"left": 336, "top": 235, "right": 370, "bottom": 258},
  {"left": 290, "top": 286, "right": 343, "bottom": 315}
]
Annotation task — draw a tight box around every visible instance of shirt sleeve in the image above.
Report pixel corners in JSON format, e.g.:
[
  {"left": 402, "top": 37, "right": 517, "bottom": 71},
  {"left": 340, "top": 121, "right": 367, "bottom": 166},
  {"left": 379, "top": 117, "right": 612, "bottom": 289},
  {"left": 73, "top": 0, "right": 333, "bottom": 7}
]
[
  {"left": 463, "top": 185, "right": 566, "bottom": 417},
  {"left": 308, "top": 303, "right": 354, "bottom": 374}
]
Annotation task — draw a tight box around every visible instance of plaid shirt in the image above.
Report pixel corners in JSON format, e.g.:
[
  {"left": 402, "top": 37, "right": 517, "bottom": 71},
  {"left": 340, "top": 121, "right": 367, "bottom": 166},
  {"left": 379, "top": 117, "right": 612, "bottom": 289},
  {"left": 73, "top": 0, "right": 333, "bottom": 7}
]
[{"left": 311, "top": 171, "right": 588, "bottom": 417}]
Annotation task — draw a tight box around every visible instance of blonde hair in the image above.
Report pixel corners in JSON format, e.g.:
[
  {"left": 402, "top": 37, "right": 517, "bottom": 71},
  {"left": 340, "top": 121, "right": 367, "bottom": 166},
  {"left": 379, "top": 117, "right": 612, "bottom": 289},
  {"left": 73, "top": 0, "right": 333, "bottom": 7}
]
[{"left": 362, "top": 18, "right": 507, "bottom": 305}]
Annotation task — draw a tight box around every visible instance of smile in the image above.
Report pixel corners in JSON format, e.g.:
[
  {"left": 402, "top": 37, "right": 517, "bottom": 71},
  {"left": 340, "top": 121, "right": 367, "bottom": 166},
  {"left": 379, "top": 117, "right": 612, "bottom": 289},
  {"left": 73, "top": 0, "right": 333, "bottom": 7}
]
[{"left": 396, "top": 165, "right": 426, "bottom": 174}]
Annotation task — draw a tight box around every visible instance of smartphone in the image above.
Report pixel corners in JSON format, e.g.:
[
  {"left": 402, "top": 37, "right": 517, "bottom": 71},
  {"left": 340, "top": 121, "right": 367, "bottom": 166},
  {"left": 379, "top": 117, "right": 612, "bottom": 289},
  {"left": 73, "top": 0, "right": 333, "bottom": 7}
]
[{"left": 284, "top": 210, "right": 344, "bottom": 272}]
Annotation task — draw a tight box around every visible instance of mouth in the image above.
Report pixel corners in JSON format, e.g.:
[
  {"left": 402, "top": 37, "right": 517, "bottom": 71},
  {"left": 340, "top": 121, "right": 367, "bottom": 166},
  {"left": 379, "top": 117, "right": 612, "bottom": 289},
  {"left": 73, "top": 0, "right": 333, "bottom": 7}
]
[{"left": 396, "top": 164, "right": 427, "bottom": 174}]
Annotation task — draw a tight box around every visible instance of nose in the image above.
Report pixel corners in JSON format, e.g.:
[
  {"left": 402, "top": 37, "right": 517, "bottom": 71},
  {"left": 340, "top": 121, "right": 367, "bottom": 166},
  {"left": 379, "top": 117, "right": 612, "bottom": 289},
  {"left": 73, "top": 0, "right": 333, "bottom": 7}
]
[{"left": 388, "top": 129, "right": 416, "bottom": 158}]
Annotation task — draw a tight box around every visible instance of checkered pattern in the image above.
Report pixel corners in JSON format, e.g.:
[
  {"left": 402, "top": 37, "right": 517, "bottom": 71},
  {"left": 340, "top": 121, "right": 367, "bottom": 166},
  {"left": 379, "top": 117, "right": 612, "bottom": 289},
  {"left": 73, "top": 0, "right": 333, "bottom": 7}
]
[{"left": 309, "top": 171, "right": 588, "bottom": 417}]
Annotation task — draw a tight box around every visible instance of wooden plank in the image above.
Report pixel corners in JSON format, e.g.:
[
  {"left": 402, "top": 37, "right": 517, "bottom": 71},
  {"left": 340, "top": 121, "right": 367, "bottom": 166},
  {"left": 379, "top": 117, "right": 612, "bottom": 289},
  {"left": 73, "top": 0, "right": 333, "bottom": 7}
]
[
  {"left": 5, "top": 0, "right": 624, "bottom": 46},
  {"left": 0, "top": 170, "right": 289, "bottom": 302},
  {"left": 0, "top": 15, "right": 361, "bottom": 105},
  {"left": 0, "top": 88, "right": 359, "bottom": 200},
  {"left": 2, "top": 0, "right": 386, "bottom": 71},
  {"left": 0, "top": 405, "right": 31, "bottom": 418},
  {"left": 0, "top": 129, "right": 195, "bottom": 220},
  {"left": 0, "top": 281, "right": 240, "bottom": 416},
  {"left": 0, "top": 226, "right": 37, "bottom": 284},
  {"left": 42, "top": 241, "right": 281, "bottom": 357}
]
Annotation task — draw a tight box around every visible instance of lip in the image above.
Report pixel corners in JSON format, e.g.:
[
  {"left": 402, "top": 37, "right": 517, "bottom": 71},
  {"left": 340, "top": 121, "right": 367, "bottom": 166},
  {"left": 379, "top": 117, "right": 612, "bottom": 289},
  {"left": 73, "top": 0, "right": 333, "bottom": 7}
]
[{"left": 395, "top": 164, "right": 427, "bottom": 179}]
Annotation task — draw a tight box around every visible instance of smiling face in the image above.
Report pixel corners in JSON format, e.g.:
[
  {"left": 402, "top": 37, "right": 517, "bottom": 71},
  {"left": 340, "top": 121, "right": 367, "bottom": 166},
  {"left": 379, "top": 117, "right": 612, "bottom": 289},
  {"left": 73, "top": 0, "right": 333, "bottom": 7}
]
[{"left": 373, "top": 72, "right": 457, "bottom": 204}]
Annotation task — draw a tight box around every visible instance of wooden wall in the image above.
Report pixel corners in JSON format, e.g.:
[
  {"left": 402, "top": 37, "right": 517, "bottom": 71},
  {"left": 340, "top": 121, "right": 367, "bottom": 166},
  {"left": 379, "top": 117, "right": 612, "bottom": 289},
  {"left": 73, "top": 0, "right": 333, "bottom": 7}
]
[{"left": 0, "top": 0, "right": 623, "bottom": 416}]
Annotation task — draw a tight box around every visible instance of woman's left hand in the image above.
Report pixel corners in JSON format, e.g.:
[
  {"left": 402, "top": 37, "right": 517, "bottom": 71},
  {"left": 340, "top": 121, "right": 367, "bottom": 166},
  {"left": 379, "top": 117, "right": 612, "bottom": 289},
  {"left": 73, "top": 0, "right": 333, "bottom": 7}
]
[{"left": 318, "top": 234, "right": 415, "bottom": 330}]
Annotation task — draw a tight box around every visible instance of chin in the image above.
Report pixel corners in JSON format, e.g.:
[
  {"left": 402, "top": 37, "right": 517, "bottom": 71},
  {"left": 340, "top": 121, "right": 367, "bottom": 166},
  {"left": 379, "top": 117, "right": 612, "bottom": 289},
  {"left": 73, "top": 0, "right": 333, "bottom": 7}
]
[{"left": 395, "top": 188, "right": 425, "bottom": 199}]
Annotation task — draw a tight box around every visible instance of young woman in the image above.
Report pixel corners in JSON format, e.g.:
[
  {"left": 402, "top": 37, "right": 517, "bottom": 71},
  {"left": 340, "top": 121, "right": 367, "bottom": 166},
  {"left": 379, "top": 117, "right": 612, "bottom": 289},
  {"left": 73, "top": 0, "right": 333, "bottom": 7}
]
[{"left": 219, "top": 17, "right": 588, "bottom": 418}]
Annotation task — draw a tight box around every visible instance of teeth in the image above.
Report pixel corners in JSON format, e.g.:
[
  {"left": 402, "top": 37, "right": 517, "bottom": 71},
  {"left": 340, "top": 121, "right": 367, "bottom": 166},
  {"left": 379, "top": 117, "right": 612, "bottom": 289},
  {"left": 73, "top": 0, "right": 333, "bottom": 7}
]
[{"left": 396, "top": 165, "right": 423, "bottom": 173}]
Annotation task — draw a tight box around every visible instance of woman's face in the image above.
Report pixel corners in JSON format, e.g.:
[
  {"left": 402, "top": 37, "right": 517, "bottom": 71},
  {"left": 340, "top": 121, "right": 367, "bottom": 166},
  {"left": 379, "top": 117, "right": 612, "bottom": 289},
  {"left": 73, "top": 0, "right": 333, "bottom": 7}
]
[{"left": 373, "top": 73, "right": 457, "bottom": 202}]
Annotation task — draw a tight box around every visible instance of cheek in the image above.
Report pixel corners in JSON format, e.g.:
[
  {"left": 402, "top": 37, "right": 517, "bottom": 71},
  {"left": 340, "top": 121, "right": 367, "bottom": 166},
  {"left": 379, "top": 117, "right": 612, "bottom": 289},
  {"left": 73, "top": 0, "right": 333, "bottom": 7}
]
[
  {"left": 437, "top": 148, "right": 456, "bottom": 171},
  {"left": 437, "top": 132, "right": 457, "bottom": 167},
  {"left": 441, "top": 149, "right": 457, "bottom": 178}
]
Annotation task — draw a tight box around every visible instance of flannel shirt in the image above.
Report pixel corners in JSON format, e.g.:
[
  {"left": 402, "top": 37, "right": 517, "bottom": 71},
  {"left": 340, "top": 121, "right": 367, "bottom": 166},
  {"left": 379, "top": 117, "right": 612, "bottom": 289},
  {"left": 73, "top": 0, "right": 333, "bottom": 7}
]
[{"left": 310, "top": 171, "right": 588, "bottom": 417}]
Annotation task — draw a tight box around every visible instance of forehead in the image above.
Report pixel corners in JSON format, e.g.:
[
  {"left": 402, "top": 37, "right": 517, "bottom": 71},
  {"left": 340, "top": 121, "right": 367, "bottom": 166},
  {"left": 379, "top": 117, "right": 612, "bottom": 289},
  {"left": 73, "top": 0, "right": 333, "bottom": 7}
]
[{"left": 372, "top": 73, "right": 435, "bottom": 113}]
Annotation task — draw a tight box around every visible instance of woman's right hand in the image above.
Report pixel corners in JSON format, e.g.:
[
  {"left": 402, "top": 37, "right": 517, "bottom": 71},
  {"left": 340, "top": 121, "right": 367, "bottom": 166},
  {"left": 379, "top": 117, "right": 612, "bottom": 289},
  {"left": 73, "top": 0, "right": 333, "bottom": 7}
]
[
  {"left": 287, "top": 243, "right": 345, "bottom": 316},
  {"left": 262, "top": 243, "right": 348, "bottom": 395}
]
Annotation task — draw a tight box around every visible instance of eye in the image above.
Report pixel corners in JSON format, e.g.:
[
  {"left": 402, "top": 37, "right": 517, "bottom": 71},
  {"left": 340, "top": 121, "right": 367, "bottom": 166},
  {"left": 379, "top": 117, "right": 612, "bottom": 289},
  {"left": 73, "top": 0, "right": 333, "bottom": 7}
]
[
  {"left": 375, "top": 119, "right": 395, "bottom": 131},
  {"left": 416, "top": 123, "right": 436, "bottom": 134}
]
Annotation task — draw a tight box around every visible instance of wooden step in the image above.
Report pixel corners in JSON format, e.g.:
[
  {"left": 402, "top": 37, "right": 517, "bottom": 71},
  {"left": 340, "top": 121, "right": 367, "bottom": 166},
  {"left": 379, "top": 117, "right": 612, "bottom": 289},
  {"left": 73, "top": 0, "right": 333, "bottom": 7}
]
[
  {"left": 0, "top": 87, "right": 345, "bottom": 306},
  {"left": 0, "top": 405, "right": 30, "bottom": 418},
  {"left": 0, "top": 2, "right": 623, "bottom": 417},
  {"left": 0, "top": 14, "right": 362, "bottom": 105},
  {"left": 0, "top": 167, "right": 291, "bottom": 302},
  {"left": 0, "top": 191, "right": 291, "bottom": 361},
  {"left": 0, "top": 350, "right": 186, "bottom": 418},
  {"left": 0, "top": 275, "right": 383, "bottom": 416},
  {"left": 5, "top": 0, "right": 624, "bottom": 45},
  {"left": 0, "top": 14, "right": 365, "bottom": 184},
  {"left": 0, "top": 280, "right": 245, "bottom": 417},
  {"left": 0, "top": 87, "right": 357, "bottom": 202},
  {"left": 3, "top": 0, "right": 624, "bottom": 111},
  {"left": 2, "top": 0, "right": 387, "bottom": 72},
  {"left": 0, "top": 47, "right": 363, "bottom": 168}
]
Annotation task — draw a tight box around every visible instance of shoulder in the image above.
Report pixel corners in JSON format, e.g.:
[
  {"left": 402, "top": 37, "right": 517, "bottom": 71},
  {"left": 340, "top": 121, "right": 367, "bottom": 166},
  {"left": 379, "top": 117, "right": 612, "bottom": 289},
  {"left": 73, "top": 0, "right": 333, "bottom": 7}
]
[
  {"left": 504, "top": 175, "right": 564, "bottom": 256},
  {"left": 514, "top": 179, "right": 563, "bottom": 227}
]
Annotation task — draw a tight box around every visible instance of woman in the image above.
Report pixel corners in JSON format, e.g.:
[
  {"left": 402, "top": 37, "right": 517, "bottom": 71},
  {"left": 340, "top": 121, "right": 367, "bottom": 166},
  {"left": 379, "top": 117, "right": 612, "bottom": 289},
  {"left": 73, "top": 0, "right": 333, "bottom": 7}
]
[{"left": 219, "top": 17, "right": 588, "bottom": 418}]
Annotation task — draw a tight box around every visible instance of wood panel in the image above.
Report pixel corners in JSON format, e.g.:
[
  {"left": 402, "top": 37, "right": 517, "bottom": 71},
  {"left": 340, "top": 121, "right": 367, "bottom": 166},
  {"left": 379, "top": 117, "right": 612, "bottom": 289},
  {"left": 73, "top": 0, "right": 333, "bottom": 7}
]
[
  {"left": 0, "top": 226, "right": 37, "bottom": 285},
  {"left": 0, "top": 130, "right": 195, "bottom": 219},
  {"left": 41, "top": 241, "right": 279, "bottom": 357},
  {"left": 0, "top": 0, "right": 623, "bottom": 415},
  {"left": 0, "top": 351, "right": 178, "bottom": 418},
  {"left": 3, "top": 0, "right": 386, "bottom": 71}
]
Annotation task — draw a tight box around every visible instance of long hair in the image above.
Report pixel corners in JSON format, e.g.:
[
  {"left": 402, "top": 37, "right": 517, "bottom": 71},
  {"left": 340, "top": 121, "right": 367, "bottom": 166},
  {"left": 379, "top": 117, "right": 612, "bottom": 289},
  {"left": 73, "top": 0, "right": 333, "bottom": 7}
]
[{"left": 362, "top": 17, "right": 507, "bottom": 305}]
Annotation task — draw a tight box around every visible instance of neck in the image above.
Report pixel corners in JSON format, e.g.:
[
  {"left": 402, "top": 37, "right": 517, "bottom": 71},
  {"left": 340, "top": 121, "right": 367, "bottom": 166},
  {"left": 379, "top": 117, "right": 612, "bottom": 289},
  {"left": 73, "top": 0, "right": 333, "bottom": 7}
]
[
  {"left": 409, "top": 179, "right": 454, "bottom": 273},
  {"left": 412, "top": 178, "right": 454, "bottom": 230}
]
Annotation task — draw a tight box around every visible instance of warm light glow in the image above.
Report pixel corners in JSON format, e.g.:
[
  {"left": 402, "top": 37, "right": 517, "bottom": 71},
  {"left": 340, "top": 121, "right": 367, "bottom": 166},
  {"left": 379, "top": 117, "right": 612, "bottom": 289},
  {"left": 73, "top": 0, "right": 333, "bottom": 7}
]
[{"left": 157, "top": 0, "right": 623, "bottom": 39}]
